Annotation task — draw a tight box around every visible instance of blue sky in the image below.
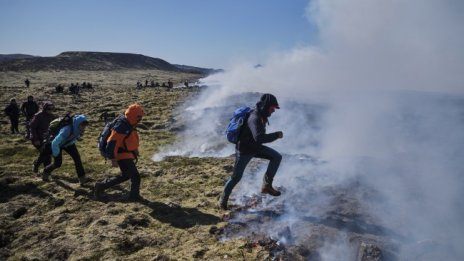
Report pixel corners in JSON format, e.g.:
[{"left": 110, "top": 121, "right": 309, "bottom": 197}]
[{"left": 0, "top": 0, "right": 317, "bottom": 69}]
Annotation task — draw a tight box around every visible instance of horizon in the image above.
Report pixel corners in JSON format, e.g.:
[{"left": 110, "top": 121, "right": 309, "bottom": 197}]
[{"left": 0, "top": 0, "right": 315, "bottom": 70}]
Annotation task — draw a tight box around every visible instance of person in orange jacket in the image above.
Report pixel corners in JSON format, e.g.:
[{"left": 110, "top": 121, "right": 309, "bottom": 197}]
[{"left": 94, "top": 104, "right": 144, "bottom": 201}]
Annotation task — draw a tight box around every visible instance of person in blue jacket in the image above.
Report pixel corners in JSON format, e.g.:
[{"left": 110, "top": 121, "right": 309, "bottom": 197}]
[{"left": 37, "top": 114, "right": 89, "bottom": 185}]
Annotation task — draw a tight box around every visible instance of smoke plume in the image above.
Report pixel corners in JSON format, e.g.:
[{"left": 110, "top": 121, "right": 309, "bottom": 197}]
[{"left": 154, "top": 0, "right": 464, "bottom": 259}]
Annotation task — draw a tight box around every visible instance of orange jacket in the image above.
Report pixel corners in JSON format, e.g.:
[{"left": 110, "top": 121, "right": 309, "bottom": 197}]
[{"left": 106, "top": 104, "right": 144, "bottom": 161}]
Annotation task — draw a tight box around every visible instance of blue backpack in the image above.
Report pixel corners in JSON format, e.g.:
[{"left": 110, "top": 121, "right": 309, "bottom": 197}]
[
  {"left": 226, "top": 106, "right": 252, "bottom": 144},
  {"left": 97, "top": 115, "right": 132, "bottom": 159}
]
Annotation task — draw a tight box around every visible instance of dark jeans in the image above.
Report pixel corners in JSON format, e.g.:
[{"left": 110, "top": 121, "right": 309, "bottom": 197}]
[
  {"left": 38, "top": 143, "right": 85, "bottom": 178},
  {"left": 222, "top": 145, "right": 282, "bottom": 203},
  {"left": 98, "top": 159, "right": 140, "bottom": 198},
  {"left": 9, "top": 117, "right": 19, "bottom": 134}
]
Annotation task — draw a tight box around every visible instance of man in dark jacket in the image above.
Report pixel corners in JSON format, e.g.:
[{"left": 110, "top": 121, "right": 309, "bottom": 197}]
[
  {"left": 30, "top": 101, "right": 56, "bottom": 174},
  {"left": 4, "top": 98, "right": 20, "bottom": 134},
  {"left": 21, "top": 96, "right": 39, "bottom": 122},
  {"left": 219, "top": 93, "right": 284, "bottom": 210},
  {"left": 21, "top": 95, "right": 39, "bottom": 139}
]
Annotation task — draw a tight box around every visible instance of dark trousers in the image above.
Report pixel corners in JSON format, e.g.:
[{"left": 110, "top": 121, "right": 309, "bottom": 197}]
[
  {"left": 222, "top": 145, "right": 282, "bottom": 202},
  {"left": 34, "top": 142, "right": 51, "bottom": 168},
  {"left": 99, "top": 159, "right": 140, "bottom": 198},
  {"left": 9, "top": 117, "right": 19, "bottom": 134},
  {"left": 38, "top": 143, "right": 85, "bottom": 178}
]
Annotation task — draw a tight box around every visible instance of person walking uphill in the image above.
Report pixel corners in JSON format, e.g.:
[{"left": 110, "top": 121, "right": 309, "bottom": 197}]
[
  {"left": 219, "top": 93, "right": 284, "bottom": 210},
  {"left": 30, "top": 101, "right": 56, "bottom": 174},
  {"left": 37, "top": 114, "right": 89, "bottom": 185},
  {"left": 4, "top": 98, "right": 20, "bottom": 134},
  {"left": 94, "top": 104, "right": 145, "bottom": 201}
]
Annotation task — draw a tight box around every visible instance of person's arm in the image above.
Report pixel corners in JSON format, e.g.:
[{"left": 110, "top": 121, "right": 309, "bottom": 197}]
[
  {"left": 51, "top": 126, "right": 71, "bottom": 157},
  {"left": 248, "top": 116, "right": 279, "bottom": 144}
]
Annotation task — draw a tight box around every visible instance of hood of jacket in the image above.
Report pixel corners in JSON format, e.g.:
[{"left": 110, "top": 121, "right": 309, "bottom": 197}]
[
  {"left": 125, "top": 104, "right": 145, "bottom": 126},
  {"left": 72, "top": 114, "right": 88, "bottom": 136},
  {"left": 42, "top": 101, "right": 54, "bottom": 111}
]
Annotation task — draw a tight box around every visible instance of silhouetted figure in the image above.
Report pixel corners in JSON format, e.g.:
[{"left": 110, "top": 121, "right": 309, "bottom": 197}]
[
  {"left": 21, "top": 95, "right": 39, "bottom": 139},
  {"left": 69, "top": 83, "right": 80, "bottom": 95},
  {"left": 167, "top": 80, "right": 173, "bottom": 89},
  {"left": 162, "top": 82, "right": 166, "bottom": 87},
  {"left": 4, "top": 98, "right": 20, "bottom": 134},
  {"left": 56, "top": 84, "right": 64, "bottom": 93},
  {"left": 184, "top": 81, "right": 189, "bottom": 88},
  {"left": 25, "top": 79, "right": 30, "bottom": 88},
  {"left": 21, "top": 96, "right": 39, "bottom": 122},
  {"left": 150, "top": 80, "right": 155, "bottom": 87},
  {"left": 145, "top": 80, "right": 148, "bottom": 87}
]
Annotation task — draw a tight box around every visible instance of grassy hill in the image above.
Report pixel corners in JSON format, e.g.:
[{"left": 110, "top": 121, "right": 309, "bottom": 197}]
[{"left": 0, "top": 52, "right": 218, "bottom": 75}]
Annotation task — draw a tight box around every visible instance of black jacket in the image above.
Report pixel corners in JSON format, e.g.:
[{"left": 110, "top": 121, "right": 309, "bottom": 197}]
[
  {"left": 237, "top": 107, "right": 279, "bottom": 154},
  {"left": 21, "top": 101, "right": 39, "bottom": 118},
  {"left": 4, "top": 103, "right": 20, "bottom": 119}
]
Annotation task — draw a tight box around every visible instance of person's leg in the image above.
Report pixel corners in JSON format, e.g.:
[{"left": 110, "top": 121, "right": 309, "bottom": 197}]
[
  {"left": 220, "top": 152, "right": 253, "bottom": 209},
  {"left": 96, "top": 160, "right": 131, "bottom": 193},
  {"left": 63, "top": 144, "right": 86, "bottom": 184},
  {"left": 34, "top": 142, "right": 51, "bottom": 174},
  {"left": 9, "top": 117, "right": 14, "bottom": 134},
  {"left": 42, "top": 149, "right": 62, "bottom": 181},
  {"left": 255, "top": 146, "right": 282, "bottom": 196},
  {"left": 118, "top": 159, "right": 141, "bottom": 200},
  {"left": 12, "top": 117, "right": 19, "bottom": 133}
]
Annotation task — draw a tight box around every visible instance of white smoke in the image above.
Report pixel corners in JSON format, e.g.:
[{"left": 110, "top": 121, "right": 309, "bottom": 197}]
[{"left": 153, "top": 0, "right": 464, "bottom": 258}]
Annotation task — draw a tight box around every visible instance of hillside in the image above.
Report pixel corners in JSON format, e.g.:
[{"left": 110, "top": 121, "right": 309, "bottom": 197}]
[
  {"left": 0, "top": 52, "right": 218, "bottom": 74},
  {"left": 0, "top": 54, "right": 37, "bottom": 63}
]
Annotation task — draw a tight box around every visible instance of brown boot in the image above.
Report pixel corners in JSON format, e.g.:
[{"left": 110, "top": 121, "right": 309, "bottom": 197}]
[{"left": 261, "top": 183, "right": 281, "bottom": 196}]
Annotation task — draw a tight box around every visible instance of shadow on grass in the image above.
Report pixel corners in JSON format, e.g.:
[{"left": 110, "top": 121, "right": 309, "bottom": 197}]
[
  {"left": 0, "top": 177, "right": 50, "bottom": 203},
  {"left": 94, "top": 194, "right": 221, "bottom": 229},
  {"left": 140, "top": 199, "right": 221, "bottom": 229}
]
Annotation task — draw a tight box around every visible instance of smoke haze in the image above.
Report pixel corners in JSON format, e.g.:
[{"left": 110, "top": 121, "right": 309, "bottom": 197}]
[{"left": 154, "top": 0, "right": 464, "bottom": 259}]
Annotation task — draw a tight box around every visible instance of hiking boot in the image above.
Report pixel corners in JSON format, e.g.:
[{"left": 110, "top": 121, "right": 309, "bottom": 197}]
[
  {"left": 261, "top": 184, "right": 281, "bottom": 196},
  {"left": 217, "top": 194, "right": 228, "bottom": 210},
  {"left": 94, "top": 182, "right": 104, "bottom": 199},
  {"left": 41, "top": 171, "right": 50, "bottom": 182},
  {"left": 32, "top": 160, "right": 39, "bottom": 175},
  {"left": 127, "top": 194, "right": 143, "bottom": 202},
  {"left": 78, "top": 176, "right": 89, "bottom": 186}
]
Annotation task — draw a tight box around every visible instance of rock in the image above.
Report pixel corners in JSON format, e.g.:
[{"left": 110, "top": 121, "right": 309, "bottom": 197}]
[
  {"left": 192, "top": 248, "right": 207, "bottom": 258},
  {"left": 151, "top": 124, "right": 165, "bottom": 130},
  {"left": 357, "top": 242, "right": 383, "bottom": 261},
  {"left": 11, "top": 207, "right": 27, "bottom": 219},
  {"left": 154, "top": 169, "right": 164, "bottom": 177}
]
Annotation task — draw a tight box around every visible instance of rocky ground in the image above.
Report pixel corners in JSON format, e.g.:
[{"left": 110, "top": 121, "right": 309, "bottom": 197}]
[{"left": 0, "top": 70, "right": 449, "bottom": 261}]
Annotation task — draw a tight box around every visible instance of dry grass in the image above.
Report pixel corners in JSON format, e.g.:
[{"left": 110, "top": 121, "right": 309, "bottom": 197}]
[{"left": 0, "top": 70, "right": 270, "bottom": 260}]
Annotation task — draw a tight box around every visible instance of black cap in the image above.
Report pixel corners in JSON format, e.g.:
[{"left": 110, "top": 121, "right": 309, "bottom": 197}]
[{"left": 260, "top": 93, "right": 280, "bottom": 109}]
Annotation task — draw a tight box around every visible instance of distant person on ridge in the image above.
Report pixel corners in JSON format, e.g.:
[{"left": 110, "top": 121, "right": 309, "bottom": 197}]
[
  {"left": 37, "top": 114, "right": 90, "bottom": 185},
  {"left": 30, "top": 101, "right": 56, "bottom": 174},
  {"left": 4, "top": 98, "right": 20, "bottom": 134},
  {"left": 94, "top": 104, "right": 145, "bottom": 201},
  {"left": 25, "top": 78, "right": 30, "bottom": 88},
  {"left": 219, "top": 93, "right": 284, "bottom": 210}
]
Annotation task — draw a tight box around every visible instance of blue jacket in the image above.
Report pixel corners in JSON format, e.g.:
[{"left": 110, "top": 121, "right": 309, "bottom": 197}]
[{"left": 51, "top": 115, "right": 87, "bottom": 157}]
